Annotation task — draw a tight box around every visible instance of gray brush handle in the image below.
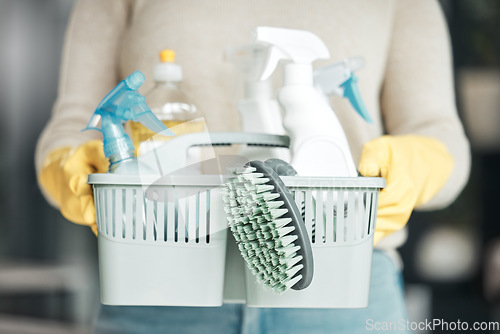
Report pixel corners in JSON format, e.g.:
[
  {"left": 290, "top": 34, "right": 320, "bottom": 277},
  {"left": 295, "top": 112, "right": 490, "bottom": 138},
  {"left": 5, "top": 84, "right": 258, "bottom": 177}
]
[{"left": 248, "top": 160, "right": 314, "bottom": 290}]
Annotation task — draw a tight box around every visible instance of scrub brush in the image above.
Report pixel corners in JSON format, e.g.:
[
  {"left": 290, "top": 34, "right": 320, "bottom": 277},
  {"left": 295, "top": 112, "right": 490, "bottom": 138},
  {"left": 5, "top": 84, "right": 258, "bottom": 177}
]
[{"left": 223, "top": 159, "right": 314, "bottom": 293}]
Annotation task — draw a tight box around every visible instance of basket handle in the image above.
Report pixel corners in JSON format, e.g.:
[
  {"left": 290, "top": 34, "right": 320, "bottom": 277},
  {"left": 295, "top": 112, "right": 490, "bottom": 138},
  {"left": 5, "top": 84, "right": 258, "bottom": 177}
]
[
  {"left": 138, "top": 132, "right": 290, "bottom": 176},
  {"left": 166, "top": 132, "right": 289, "bottom": 149}
]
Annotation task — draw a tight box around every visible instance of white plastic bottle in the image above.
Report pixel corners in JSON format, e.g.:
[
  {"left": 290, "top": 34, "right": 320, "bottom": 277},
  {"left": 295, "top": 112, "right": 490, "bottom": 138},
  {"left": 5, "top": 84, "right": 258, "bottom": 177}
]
[
  {"left": 253, "top": 26, "right": 358, "bottom": 177},
  {"left": 130, "top": 49, "right": 205, "bottom": 157},
  {"left": 225, "top": 44, "right": 290, "bottom": 162}
]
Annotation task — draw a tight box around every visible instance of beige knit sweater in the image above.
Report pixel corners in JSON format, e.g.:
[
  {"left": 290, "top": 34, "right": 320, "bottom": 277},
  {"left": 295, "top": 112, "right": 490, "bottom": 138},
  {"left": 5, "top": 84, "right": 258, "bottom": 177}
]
[{"left": 36, "top": 0, "right": 470, "bottom": 247}]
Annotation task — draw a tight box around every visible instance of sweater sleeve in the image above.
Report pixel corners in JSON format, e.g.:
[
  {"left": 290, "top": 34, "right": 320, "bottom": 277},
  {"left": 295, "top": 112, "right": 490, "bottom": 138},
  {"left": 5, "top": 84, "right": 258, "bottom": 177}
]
[
  {"left": 380, "top": 0, "right": 471, "bottom": 210},
  {"left": 35, "top": 0, "right": 131, "bottom": 176}
]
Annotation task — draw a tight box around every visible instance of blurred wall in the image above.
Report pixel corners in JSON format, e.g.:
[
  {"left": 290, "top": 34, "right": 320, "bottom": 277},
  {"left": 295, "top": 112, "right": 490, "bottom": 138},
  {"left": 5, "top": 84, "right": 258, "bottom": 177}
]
[
  {"left": 0, "top": 0, "right": 85, "bottom": 259},
  {"left": 0, "top": 0, "right": 98, "bottom": 326},
  {"left": 399, "top": 0, "right": 500, "bottom": 327}
]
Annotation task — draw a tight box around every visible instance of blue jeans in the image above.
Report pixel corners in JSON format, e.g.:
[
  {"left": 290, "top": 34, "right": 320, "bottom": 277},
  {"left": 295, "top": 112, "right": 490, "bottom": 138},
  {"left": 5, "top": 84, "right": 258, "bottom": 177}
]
[{"left": 94, "top": 250, "right": 410, "bottom": 334}]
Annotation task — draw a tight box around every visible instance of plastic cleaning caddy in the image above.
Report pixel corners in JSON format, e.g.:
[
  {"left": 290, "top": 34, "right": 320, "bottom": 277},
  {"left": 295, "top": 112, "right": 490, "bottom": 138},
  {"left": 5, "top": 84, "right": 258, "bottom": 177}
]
[
  {"left": 88, "top": 132, "right": 290, "bottom": 306},
  {"left": 89, "top": 131, "right": 384, "bottom": 308}
]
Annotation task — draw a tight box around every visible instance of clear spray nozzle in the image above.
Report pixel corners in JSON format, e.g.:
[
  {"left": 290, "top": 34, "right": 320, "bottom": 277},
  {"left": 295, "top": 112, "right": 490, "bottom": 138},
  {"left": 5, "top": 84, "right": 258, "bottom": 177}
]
[
  {"left": 125, "top": 71, "right": 145, "bottom": 90},
  {"left": 224, "top": 43, "right": 269, "bottom": 82}
]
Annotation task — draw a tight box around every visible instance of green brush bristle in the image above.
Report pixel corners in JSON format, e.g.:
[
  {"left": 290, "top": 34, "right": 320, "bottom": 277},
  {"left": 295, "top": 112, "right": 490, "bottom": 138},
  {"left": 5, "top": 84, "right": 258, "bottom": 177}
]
[{"left": 223, "top": 167, "right": 304, "bottom": 293}]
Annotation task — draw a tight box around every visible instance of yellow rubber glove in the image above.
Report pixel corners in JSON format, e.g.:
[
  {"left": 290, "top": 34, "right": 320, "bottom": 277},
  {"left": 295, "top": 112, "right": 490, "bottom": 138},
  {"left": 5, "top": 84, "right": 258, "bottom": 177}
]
[
  {"left": 358, "top": 135, "right": 454, "bottom": 245},
  {"left": 38, "top": 140, "right": 109, "bottom": 235}
]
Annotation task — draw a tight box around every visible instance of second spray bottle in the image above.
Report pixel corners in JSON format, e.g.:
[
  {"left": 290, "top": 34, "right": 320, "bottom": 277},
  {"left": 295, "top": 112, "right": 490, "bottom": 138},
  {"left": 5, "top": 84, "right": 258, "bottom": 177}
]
[{"left": 130, "top": 49, "right": 206, "bottom": 159}]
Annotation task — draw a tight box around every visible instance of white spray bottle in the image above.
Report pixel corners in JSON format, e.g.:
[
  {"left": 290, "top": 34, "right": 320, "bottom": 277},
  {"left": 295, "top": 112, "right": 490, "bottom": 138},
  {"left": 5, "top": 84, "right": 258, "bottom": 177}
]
[
  {"left": 253, "top": 26, "right": 357, "bottom": 177},
  {"left": 225, "top": 44, "right": 290, "bottom": 162}
]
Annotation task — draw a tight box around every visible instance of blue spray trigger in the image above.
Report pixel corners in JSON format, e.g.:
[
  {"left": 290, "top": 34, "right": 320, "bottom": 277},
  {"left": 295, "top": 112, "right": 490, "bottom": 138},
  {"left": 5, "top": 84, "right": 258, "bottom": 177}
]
[
  {"left": 104, "top": 90, "right": 147, "bottom": 114},
  {"left": 114, "top": 88, "right": 175, "bottom": 136},
  {"left": 84, "top": 71, "right": 175, "bottom": 135},
  {"left": 340, "top": 74, "right": 373, "bottom": 124},
  {"left": 136, "top": 112, "right": 175, "bottom": 136},
  {"left": 83, "top": 71, "right": 174, "bottom": 171}
]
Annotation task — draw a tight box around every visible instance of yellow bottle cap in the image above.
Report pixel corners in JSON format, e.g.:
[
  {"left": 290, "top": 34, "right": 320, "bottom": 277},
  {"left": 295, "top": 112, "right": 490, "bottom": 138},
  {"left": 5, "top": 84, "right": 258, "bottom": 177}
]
[{"left": 159, "top": 49, "right": 176, "bottom": 63}]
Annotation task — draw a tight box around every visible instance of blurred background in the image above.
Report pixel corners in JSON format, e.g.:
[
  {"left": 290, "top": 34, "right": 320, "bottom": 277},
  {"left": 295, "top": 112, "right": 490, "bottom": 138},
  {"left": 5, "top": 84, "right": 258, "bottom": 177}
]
[{"left": 0, "top": 0, "right": 499, "bottom": 332}]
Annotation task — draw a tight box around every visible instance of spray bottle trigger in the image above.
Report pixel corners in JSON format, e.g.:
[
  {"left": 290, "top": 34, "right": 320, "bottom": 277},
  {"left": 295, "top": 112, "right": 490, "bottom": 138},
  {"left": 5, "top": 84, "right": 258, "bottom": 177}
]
[
  {"left": 259, "top": 46, "right": 288, "bottom": 81},
  {"left": 136, "top": 112, "right": 175, "bottom": 136},
  {"left": 341, "top": 74, "right": 373, "bottom": 124},
  {"left": 107, "top": 91, "right": 146, "bottom": 119}
]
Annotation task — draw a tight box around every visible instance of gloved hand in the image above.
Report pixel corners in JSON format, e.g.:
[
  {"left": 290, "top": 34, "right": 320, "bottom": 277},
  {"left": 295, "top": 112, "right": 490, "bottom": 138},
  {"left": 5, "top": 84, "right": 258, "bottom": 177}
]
[
  {"left": 38, "top": 140, "right": 109, "bottom": 235},
  {"left": 358, "top": 135, "right": 454, "bottom": 245}
]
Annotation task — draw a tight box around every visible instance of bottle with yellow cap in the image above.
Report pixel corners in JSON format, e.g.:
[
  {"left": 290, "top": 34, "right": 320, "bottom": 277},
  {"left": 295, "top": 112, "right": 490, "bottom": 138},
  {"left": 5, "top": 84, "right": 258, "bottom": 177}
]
[{"left": 130, "top": 49, "right": 206, "bottom": 156}]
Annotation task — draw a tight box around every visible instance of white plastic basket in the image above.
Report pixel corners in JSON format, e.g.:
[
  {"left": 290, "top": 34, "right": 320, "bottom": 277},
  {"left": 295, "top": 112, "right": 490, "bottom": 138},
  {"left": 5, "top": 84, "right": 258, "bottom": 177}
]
[
  {"left": 88, "top": 174, "right": 228, "bottom": 306},
  {"left": 243, "top": 176, "right": 384, "bottom": 308},
  {"left": 88, "top": 133, "right": 384, "bottom": 308}
]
